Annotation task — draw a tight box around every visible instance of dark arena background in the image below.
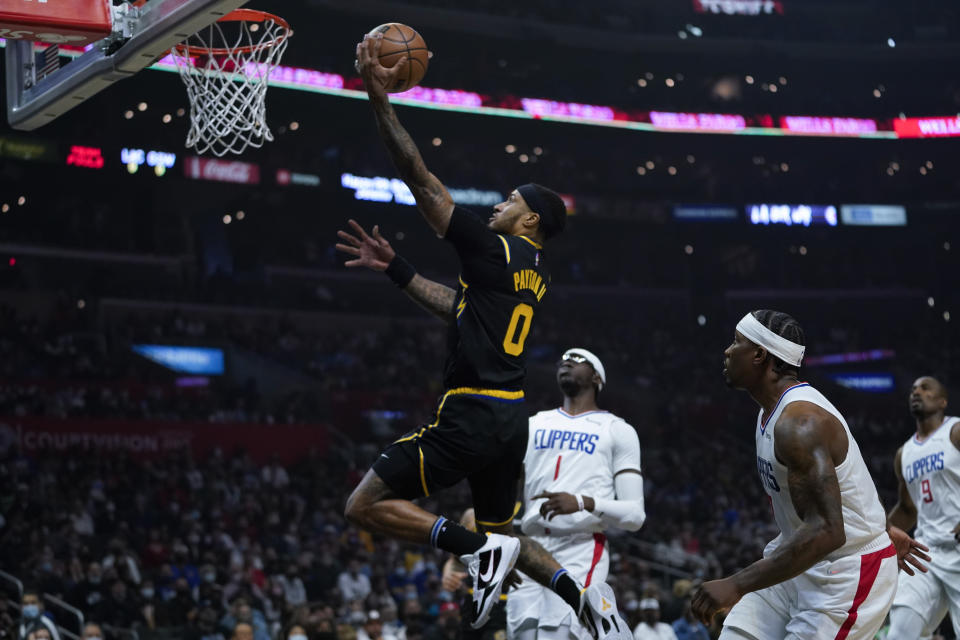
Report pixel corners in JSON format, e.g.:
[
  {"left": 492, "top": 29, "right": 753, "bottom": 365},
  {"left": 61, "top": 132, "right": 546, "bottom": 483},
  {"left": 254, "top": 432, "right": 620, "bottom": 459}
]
[{"left": 0, "top": 0, "right": 958, "bottom": 639}]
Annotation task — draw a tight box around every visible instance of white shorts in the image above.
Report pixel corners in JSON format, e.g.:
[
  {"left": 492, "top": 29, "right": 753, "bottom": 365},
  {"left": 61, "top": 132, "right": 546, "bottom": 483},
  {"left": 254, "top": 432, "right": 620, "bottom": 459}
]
[
  {"left": 892, "top": 542, "right": 960, "bottom": 635},
  {"left": 507, "top": 532, "right": 609, "bottom": 638},
  {"left": 723, "top": 543, "right": 897, "bottom": 640}
]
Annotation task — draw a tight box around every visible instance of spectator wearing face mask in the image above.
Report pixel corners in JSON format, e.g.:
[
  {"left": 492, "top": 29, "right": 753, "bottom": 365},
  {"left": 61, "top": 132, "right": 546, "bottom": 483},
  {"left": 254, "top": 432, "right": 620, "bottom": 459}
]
[
  {"left": 139, "top": 579, "right": 161, "bottom": 630},
  {"left": 18, "top": 590, "right": 61, "bottom": 640},
  {"left": 163, "top": 578, "right": 199, "bottom": 627},
  {"left": 356, "top": 610, "right": 385, "bottom": 640},
  {"left": 276, "top": 565, "right": 307, "bottom": 609},
  {"left": 102, "top": 539, "right": 141, "bottom": 585},
  {"left": 219, "top": 599, "right": 269, "bottom": 640},
  {"left": 81, "top": 623, "right": 104, "bottom": 640},
  {"left": 285, "top": 624, "right": 309, "bottom": 640},
  {"left": 68, "top": 563, "right": 106, "bottom": 611},
  {"left": 337, "top": 560, "right": 370, "bottom": 604}
]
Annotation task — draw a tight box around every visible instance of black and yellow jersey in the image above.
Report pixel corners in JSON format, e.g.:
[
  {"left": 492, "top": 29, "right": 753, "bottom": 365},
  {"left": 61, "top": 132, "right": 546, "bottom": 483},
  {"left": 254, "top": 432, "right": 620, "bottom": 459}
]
[{"left": 443, "top": 206, "right": 549, "bottom": 392}]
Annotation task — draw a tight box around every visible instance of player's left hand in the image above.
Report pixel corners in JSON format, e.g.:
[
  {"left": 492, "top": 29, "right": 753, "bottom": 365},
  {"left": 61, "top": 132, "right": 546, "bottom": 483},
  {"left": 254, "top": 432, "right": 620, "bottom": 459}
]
[
  {"left": 504, "top": 569, "right": 523, "bottom": 591},
  {"left": 355, "top": 33, "right": 408, "bottom": 97},
  {"left": 533, "top": 491, "right": 580, "bottom": 520},
  {"left": 952, "top": 522, "right": 960, "bottom": 545},
  {"left": 690, "top": 578, "right": 740, "bottom": 626},
  {"left": 336, "top": 219, "right": 396, "bottom": 271},
  {"left": 888, "top": 525, "right": 931, "bottom": 576}
]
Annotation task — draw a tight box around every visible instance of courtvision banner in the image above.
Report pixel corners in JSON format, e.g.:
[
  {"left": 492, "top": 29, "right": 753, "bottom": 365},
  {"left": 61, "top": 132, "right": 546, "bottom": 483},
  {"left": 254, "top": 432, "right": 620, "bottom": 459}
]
[{"left": 0, "top": 418, "right": 328, "bottom": 463}]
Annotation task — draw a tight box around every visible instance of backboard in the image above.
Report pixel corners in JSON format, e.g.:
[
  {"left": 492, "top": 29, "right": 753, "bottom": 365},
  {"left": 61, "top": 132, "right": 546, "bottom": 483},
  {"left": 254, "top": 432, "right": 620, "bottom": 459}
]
[{"left": 3, "top": 0, "right": 248, "bottom": 130}]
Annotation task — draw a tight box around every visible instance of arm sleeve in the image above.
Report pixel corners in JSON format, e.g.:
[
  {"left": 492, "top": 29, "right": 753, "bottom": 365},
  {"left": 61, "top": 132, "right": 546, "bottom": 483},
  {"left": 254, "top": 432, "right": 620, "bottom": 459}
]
[{"left": 589, "top": 419, "right": 645, "bottom": 531}]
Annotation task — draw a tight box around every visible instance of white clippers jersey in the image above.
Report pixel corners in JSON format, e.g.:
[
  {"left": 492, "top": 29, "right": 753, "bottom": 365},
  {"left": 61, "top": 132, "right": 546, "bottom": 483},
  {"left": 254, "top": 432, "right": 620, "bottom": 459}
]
[
  {"left": 900, "top": 416, "right": 960, "bottom": 547},
  {"left": 755, "top": 383, "right": 889, "bottom": 559},
  {"left": 521, "top": 408, "right": 641, "bottom": 536}
]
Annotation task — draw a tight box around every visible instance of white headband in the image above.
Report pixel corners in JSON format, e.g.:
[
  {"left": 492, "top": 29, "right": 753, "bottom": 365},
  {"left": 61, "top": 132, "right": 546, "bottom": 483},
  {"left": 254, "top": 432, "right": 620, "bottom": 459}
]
[
  {"left": 563, "top": 348, "right": 606, "bottom": 390},
  {"left": 735, "top": 313, "right": 805, "bottom": 367}
]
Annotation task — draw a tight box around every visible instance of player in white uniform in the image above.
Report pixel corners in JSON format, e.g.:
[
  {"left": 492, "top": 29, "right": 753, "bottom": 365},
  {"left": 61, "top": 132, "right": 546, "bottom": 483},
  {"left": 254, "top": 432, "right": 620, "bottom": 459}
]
[
  {"left": 691, "top": 310, "right": 928, "bottom": 640},
  {"left": 887, "top": 375, "right": 960, "bottom": 638},
  {"left": 508, "top": 348, "right": 646, "bottom": 640}
]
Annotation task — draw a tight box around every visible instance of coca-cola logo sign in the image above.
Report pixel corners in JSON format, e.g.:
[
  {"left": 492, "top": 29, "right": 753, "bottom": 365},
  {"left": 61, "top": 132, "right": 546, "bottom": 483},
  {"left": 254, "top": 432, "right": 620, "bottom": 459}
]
[{"left": 184, "top": 156, "right": 260, "bottom": 185}]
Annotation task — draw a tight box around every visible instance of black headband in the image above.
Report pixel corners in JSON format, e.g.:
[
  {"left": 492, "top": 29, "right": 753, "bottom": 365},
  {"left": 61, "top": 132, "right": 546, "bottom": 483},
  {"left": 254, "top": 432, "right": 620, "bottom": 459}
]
[{"left": 517, "top": 183, "right": 566, "bottom": 239}]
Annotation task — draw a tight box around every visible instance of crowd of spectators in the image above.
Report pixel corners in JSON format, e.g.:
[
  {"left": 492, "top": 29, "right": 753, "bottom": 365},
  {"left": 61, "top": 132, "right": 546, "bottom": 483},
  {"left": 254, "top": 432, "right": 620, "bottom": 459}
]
[{"left": 0, "top": 288, "right": 957, "bottom": 639}]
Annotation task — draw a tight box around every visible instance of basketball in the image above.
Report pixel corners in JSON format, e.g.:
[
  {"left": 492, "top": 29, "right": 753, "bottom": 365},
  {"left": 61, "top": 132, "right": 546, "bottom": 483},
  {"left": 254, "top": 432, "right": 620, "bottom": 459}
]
[{"left": 368, "top": 23, "right": 429, "bottom": 93}]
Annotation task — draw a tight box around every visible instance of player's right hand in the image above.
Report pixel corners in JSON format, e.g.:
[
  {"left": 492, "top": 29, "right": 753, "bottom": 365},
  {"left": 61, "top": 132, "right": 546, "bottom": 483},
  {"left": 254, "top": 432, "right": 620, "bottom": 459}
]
[
  {"left": 888, "top": 525, "right": 930, "bottom": 576},
  {"left": 355, "top": 33, "right": 408, "bottom": 97},
  {"left": 441, "top": 557, "right": 467, "bottom": 591},
  {"left": 691, "top": 578, "right": 740, "bottom": 625},
  {"left": 336, "top": 219, "right": 396, "bottom": 271}
]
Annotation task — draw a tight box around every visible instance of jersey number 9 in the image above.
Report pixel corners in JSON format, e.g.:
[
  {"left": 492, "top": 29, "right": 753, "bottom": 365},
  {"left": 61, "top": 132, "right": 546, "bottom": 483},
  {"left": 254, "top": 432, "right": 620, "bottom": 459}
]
[{"left": 503, "top": 303, "right": 534, "bottom": 356}]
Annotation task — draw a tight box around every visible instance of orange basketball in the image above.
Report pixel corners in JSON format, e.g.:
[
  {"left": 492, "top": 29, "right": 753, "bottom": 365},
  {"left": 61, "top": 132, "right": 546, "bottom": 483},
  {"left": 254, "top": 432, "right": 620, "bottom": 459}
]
[{"left": 368, "top": 23, "right": 429, "bottom": 93}]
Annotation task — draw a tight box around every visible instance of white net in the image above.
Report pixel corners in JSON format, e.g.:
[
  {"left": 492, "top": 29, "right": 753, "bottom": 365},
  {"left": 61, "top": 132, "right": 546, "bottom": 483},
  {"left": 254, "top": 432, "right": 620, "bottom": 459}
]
[{"left": 170, "top": 12, "right": 290, "bottom": 157}]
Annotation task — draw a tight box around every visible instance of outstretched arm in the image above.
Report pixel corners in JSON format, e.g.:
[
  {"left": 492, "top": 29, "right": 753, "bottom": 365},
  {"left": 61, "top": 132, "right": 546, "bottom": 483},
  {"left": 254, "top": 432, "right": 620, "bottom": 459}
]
[
  {"left": 356, "top": 34, "right": 454, "bottom": 236},
  {"left": 336, "top": 219, "right": 456, "bottom": 323}
]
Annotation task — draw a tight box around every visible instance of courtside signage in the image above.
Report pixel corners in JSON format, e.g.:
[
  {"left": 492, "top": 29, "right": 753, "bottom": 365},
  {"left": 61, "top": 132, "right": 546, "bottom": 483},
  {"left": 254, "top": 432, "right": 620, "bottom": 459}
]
[
  {"left": 693, "top": 0, "right": 784, "bottom": 15},
  {"left": 893, "top": 117, "right": 960, "bottom": 138},
  {"left": 673, "top": 205, "right": 739, "bottom": 221},
  {"left": 840, "top": 205, "right": 907, "bottom": 227},
  {"left": 829, "top": 373, "right": 895, "bottom": 392},
  {"left": 121, "top": 147, "right": 177, "bottom": 176},
  {"left": 276, "top": 169, "right": 321, "bottom": 187},
  {"left": 184, "top": 156, "right": 259, "bottom": 185},
  {"left": 65, "top": 145, "right": 103, "bottom": 169},
  {"left": 133, "top": 344, "right": 225, "bottom": 375},
  {"left": 341, "top": 173, "right": 503, "bottom": 206},
  {"left": 747, "top": 204, "right": 838, "bottom": 226}
]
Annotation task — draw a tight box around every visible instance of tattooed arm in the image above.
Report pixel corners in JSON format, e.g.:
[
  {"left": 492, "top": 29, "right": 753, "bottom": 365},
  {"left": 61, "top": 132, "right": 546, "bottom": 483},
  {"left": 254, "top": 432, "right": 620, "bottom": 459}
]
[
  {"left": 403, "top": 274, "right": 456, "bottom": 323},
  {"left": 356, "top": 34, "right": 454, "bottom": 236},
  {"left": 692, "top": 403, "right": 848, "bottom": 623},
  {"left": 336, "top": 219, "right": 456, "bottom": 324}
]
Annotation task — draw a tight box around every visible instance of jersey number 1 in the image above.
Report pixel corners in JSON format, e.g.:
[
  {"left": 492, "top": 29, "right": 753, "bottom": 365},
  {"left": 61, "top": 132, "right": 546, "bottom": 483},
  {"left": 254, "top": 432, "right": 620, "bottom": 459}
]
[
  {"left": 921, "top": 478, "right": 934, "bottom": 503},
  {"left": 503, "top": 303, "right": 534, "bottom": 356}
]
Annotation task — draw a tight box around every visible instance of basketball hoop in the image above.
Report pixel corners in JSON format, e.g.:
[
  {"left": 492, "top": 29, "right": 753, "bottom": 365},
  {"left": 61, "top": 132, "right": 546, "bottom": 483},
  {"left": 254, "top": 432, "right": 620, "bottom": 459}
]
[{"left": 170, "top": 8, "right": 291, "bottom": 156}]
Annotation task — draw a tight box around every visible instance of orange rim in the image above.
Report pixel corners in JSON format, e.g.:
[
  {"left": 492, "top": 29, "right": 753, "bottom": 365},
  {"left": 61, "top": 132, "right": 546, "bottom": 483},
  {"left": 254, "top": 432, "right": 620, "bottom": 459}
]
[{"left": 171, "top": 8, "right": 292, "bottom": 58}]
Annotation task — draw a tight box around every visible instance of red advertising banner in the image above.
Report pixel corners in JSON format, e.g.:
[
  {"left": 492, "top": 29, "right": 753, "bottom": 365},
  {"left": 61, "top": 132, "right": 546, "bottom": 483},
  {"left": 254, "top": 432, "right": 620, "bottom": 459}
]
[
  {"left": 0, "top": 0, "right": 112, "bottom": 45},
  {"left": 0, "top": 417, "right": 328, "bottom": 464},
  {"left": 893, "top": 116, "right": 960, "bottom": 138},
  {"left": 779, "top": 116, "right": 877, "bottom": 136},
  {"left": 66, "top": 145, "right": 104, "bottom": 169},
  {"left": 184, "top": 156, "right": 260, "bottom": 184}
]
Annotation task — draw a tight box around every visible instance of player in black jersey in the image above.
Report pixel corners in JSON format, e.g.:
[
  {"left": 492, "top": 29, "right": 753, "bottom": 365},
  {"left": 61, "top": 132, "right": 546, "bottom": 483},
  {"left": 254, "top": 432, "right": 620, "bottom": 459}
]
[{"left": 337, "top": 33, "right": 632, "bottom": 640}]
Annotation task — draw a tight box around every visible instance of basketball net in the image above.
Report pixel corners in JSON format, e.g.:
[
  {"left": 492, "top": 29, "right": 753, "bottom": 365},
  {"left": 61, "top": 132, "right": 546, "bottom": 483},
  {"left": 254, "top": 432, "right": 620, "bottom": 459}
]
[{"left": 170, "top": 11, "right": 290, "bottom": 157}]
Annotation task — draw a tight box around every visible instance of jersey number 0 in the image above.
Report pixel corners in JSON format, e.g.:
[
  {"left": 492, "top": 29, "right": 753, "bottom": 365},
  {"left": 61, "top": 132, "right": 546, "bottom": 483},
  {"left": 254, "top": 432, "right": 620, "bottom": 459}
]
[{"left": 503, "top": 303, "right": 534, "bottom": 356}]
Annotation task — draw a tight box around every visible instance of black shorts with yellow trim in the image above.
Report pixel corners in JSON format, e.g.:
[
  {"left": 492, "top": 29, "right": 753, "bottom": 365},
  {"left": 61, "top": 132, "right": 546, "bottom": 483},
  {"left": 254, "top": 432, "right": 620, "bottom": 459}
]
[{"left": 372, "top": 387, "right": 527, "bottom": 527}]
